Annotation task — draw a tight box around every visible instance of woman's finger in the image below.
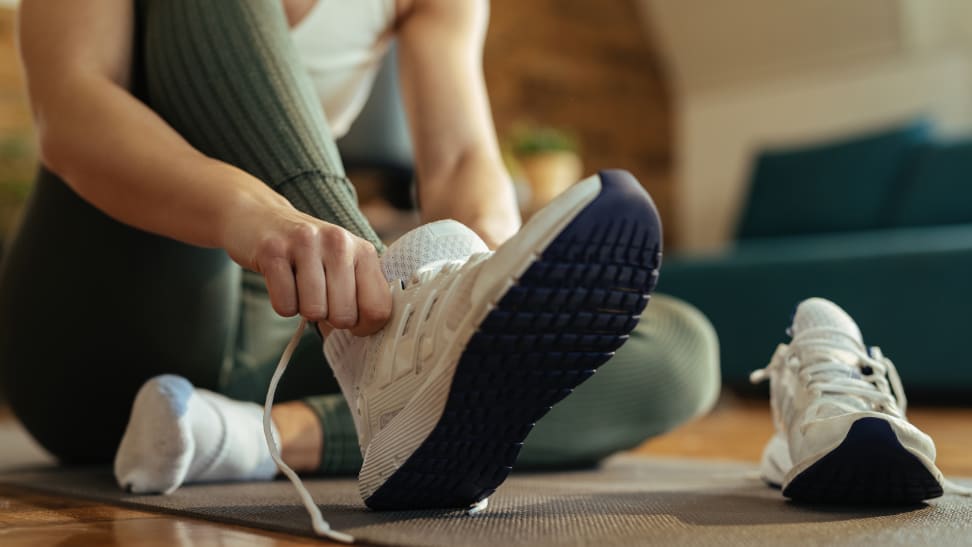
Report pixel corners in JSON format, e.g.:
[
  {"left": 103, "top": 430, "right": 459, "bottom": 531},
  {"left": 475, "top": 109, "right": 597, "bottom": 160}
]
[
  {"left": 263, "top": 256, "right": 298, "bottom": 317},
  {"left": 320, "top": 229, "right": 358, "bottom": 329},
  {"left": 294, "top": 245, "right": 328, "bottom": 321},
  {"left": 349, "top": 242, "right": 391, "bottom": 336}
]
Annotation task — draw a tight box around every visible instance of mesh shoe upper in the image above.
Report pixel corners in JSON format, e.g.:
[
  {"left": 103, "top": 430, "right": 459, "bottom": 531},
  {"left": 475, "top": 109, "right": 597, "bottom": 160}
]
[{"left": 324, "top": 220, "right": 492, "bottom": 452}]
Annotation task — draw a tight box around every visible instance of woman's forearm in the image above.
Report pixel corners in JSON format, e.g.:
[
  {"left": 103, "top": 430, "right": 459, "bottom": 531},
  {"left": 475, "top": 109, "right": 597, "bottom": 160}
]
[
  {"left": 37, "top": 74, "right": 289, "bottom": 250},
  {"left": 396, "top": 0, "right": 521, "bottom": 248},
  {"left": 34, "top": 73, "right": 391, "bottom": 331}
]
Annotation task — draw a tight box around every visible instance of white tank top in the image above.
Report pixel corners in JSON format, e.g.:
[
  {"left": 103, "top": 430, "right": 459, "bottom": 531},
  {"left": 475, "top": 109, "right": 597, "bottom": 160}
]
[{"left": 290, "top": 0, "right": 397, "bottom": 138}]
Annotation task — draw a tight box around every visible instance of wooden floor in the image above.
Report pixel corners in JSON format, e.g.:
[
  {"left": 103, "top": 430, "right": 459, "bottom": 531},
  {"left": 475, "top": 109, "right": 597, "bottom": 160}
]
[{"left": 2, "top": 395, "right": 970, "bottom": 546}]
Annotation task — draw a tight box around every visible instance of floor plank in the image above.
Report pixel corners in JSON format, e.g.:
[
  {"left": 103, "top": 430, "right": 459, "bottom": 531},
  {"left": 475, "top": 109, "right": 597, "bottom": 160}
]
[{"left": 0, "top": 485, "right": 343, "bottom": 546}]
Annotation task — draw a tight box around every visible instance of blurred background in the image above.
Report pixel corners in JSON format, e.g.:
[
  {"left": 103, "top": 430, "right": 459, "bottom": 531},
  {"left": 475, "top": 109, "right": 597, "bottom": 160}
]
[
  {"left": 0, "top": 1, "right": 35, "bottom": 247},
  {"left": 1, "top": 0, "right": 971, "bottom": 398}
]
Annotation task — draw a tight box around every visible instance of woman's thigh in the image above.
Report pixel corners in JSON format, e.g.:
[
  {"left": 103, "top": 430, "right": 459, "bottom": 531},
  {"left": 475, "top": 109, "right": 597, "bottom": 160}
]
[{"left": 0, "top": 169, "right": 241, "bottom": 464}]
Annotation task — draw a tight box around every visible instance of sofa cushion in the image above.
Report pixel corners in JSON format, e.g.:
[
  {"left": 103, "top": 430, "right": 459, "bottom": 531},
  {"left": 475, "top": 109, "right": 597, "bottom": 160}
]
[
  {"left": 737, "top": 121, "right": 930, "bottom": 239},
  {"left": 884, "top": 139, "right": 972, "bottom": 228}
]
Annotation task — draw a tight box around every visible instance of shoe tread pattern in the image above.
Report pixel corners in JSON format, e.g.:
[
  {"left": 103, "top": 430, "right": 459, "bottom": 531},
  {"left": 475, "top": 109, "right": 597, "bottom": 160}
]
[{"left": 365, "top": 170, "right": 662, "bottom": 510}]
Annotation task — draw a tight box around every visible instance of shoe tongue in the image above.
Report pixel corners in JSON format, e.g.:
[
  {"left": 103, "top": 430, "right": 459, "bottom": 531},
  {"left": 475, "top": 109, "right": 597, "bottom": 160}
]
[
  {"left": 791, "top": 298, "right": 863, "bottom": 345},
  {"left": 380, "top": 220, "right": 489, "bottom": 282},
  {"left": 791, "top": 298, "right": 867, "bottom": 406}
]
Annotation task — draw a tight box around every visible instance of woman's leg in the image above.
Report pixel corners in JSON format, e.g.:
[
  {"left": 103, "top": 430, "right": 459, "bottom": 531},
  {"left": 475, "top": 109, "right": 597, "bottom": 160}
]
[
  {"left": 517, "top": 294, "right": 721, "bottom": 468},
  {"left": 0, "top": 167, "right": 241, "bottom": 464}
]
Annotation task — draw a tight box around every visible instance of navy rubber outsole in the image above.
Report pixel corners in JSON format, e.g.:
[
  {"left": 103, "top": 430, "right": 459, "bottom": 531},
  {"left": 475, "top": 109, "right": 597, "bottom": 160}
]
[
  {"left": 364, "top": 170, "right": 662, "bottom": 510},
  {"left": 783, "top": 417, "right": 944, "bottom": 504}
]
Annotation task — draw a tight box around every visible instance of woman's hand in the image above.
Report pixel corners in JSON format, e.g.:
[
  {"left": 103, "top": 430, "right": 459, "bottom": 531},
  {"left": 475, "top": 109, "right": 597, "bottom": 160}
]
[{"left": 222, "top": 195, "right": 391, "bottom": 336}]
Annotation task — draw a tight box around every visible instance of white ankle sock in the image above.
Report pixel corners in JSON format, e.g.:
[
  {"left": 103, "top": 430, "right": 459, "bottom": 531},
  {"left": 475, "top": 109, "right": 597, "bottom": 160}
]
[{"left": 114, "top": 375, "right": 279, "bottom": 494}]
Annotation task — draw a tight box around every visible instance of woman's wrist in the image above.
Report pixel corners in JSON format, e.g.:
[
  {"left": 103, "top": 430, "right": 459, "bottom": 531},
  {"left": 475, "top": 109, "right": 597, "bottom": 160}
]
[
  {"left": 420, "top": 178, "right": 521, "bottom": 248},
  {"left": 214, "top": 166, "right": 297, "bottom": 265}
]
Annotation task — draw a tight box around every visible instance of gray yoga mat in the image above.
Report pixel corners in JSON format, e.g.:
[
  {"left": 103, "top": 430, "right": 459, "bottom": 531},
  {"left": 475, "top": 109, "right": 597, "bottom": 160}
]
[{"left": 2, "top": 455, "right": 971, "bottom": 547}]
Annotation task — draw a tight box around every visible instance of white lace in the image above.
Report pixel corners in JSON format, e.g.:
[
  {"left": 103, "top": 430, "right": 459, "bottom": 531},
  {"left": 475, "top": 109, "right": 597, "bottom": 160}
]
[
  {"left": 750, "top": 325, "right": 972, "bottom": 497},
  {"left": 263, "top": 319, "right": 355, "bottom": 544},
  {"left": 750, "top": 326, "right": 906, "bottom": 417}
]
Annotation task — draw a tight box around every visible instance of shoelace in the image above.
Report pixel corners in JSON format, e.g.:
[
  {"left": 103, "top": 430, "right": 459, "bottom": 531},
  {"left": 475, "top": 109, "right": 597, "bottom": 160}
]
[
  {"left": 263, "top": 318, "right": 355, "bottom": 543},
  {"left": 750, "top": 326, "right": 906, "bottom": 417},
  {"left": 750, "top": 326, "right": 971, "bottom": 497}
]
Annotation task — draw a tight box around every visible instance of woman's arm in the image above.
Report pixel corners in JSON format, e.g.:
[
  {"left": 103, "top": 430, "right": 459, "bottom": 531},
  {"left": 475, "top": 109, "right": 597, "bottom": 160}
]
[
  {"left": 19, "top": 0, "right": 389, "bottom": 334},
  {"left": 396, "top": 0, "right": 521, "bottom": 248}
]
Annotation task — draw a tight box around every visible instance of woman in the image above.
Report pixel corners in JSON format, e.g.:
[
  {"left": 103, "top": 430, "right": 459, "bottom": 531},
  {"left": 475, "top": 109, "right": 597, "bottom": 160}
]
[{"left": 0, "top": 0, "right": 718, "bottom": 510}]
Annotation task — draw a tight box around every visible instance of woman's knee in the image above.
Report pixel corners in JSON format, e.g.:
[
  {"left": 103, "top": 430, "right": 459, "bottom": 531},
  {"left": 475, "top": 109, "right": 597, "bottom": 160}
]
[
  {"left": 569, "top": 293, "right": 720, "bottom": 448},
  {"left": 517, "top": 294, "right": 721, "bottom": 468},
  {"left": 621, "top": 293, "right": 721, "bottom": 432}
]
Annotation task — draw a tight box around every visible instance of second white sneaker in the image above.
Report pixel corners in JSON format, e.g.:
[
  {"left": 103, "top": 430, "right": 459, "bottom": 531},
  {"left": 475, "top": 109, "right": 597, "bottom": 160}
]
[{"left": 750, "top": 297, "right": 944, "bottom": 503}]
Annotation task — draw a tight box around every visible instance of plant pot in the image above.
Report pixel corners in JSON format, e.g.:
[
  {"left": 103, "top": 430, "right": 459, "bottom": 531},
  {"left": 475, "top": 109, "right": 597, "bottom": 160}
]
[{"left": 518, "top": 151, "right": 583, "bottom": 213}]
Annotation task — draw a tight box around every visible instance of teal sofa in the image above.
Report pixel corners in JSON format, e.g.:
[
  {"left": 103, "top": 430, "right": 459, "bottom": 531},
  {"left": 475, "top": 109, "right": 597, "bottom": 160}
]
[{"left": 659, "top": 122, "right": 972, "bottom": 397}]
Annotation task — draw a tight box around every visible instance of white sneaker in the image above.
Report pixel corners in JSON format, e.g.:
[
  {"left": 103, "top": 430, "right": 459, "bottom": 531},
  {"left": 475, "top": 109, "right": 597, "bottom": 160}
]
[
  {"left": 750, "top": 297, "right": 944, "bottom": 504},
  {"left": 326, "top": 169, "right": 662, "bottom": 510}
]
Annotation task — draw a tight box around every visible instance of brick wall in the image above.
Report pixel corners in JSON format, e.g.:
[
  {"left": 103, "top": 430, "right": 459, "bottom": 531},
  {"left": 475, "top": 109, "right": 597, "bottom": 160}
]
[
  {"left": 483, "top": 0, "right": 674, "bottom": 243},
  {"left": 0, "top": 8, "right": 30, "bottom": 136}
]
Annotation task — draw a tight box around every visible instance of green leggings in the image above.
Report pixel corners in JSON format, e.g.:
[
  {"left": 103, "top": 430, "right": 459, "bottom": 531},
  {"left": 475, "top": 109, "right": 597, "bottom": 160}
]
[{"left": 0, "top": 0, "right": 720, "bottom": 472}]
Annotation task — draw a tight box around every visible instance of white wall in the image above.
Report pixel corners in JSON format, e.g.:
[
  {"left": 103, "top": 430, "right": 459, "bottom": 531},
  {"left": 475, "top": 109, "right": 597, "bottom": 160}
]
[{"left": 641, "top": 0, "right": 972, "bottom": 251}]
